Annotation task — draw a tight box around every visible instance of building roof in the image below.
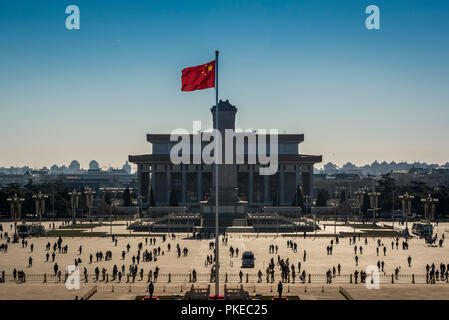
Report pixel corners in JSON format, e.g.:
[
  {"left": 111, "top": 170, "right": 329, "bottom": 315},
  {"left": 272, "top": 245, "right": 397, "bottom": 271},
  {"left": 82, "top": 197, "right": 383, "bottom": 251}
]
[
  {"left": 146, "top": 133, "right": 304, "bottom": 143},
  {"left": 129, "top": 153, "right": 322, "bottom": 165}
]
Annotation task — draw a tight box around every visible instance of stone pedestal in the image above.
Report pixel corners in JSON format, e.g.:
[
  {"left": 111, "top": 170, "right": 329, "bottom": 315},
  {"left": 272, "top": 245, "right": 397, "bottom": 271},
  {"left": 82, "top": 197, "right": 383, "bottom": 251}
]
[{"left": 200, "top": 201, "right": 248, "bottom": 233}]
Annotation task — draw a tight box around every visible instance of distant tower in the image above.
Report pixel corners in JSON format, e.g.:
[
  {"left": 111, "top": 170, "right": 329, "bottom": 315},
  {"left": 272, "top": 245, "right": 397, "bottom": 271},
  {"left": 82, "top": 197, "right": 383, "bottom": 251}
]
[
  {"left": 122, "top": 161, "right": 131, "bottom": 174},
  {"left": 69, "top": 160, "right": 81, "bottom": 173},
  {"left": 50, "top": 164, "right": 59, "bottom": 174},
  {"left": 89, "top": 160, "right": 100, "bottom": 170}
]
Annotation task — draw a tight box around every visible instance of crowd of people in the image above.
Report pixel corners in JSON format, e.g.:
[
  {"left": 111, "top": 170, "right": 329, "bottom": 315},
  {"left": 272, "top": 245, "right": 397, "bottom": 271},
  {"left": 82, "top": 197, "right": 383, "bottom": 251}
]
[{"left": 0, "top": 221, "right": 448, "bottom": 288}]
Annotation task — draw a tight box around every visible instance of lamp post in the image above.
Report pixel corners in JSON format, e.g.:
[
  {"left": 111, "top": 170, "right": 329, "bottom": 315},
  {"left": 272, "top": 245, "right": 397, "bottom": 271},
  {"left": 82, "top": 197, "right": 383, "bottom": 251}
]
[
  {"left": 337, "top": 186, "right": 347, "bottom": 202},
  {"left": 354, "top": 188, "right": 366, "bottom": 229},
  {"left": 295, "top": 187, "right": 299, "bottom": 236},
  {"left": 392, "top": 190, "right": 395, "bottom": 230},
  {"left": 111, "top": 189, "right": 118, "bottom": 237},
  {"left": 399, "top": 192, "right": 414, "bottom": 234},
  {"left": 257, "top": 213, "right": 260, "bottom": 238},
  {"left": 354, "top": 189, "right": 364, "bottom": 218},
  {"left": 333, "top": 190, "right": 339, "bottom": 233},
  {"left": 304, "top": 195, "right": 311, "bottom": 215},
  {"left": 84, "top": 187, "right": 96, "bottom": 234},
  {"left": 368, "top": 190, "right": 381, "bottom": 232},
  {"left": 68, "top": 189, "right": 81, "bottom": 225},
  {"left": 99, "top": 187, "right": 125, "bottom": 236},
  {"left": 32, "top": 191, "right": 48, "bottom": 226},
  {"left": 331, "top": 202, "right": 337, "bottom": 236},
  {"left": 84, "top": 187, "right": 96, "bottom": 220},
  {"left": 7, "top": 193, "right": 25, "bottom": 241},
  {"left": 421, "top": 194, "right": 438, "bottom": 228},
  {"left": 129, "top": 188, "right": 135, "bottom": 217},
  {"left": 52, "top": 187, "right": 55, "bottom": 229},
  {"left": 275, "top": 212, "right": 279, "bottom": 238}
]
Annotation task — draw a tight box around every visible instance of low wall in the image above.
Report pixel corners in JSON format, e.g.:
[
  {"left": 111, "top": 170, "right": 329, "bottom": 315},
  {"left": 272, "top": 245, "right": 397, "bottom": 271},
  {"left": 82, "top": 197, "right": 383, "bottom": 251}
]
[
  {"left": 262, "top": 207, "right": 303, "bottom": 218},
  {"left": 146, "top": 207, "right": 187, "bottom": 218}
]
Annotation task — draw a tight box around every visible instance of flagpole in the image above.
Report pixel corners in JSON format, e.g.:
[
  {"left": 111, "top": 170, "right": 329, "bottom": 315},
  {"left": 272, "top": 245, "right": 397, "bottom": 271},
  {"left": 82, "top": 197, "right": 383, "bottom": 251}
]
[{"left": 214, "top": 49, "right": 220, "bottom": 298}]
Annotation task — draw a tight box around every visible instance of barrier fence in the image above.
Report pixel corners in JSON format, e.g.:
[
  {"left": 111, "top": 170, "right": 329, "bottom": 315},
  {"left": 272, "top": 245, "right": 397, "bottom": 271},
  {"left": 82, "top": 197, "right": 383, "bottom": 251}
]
[
  {"left": 0, "top": 272, "right": 446, "bottom": 285},
  {"left": 80, "top": 285, "right": 97, "bottom": 300}
]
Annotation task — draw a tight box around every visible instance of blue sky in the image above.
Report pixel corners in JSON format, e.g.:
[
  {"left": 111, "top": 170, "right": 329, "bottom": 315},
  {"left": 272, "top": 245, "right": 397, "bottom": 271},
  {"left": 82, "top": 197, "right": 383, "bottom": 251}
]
[{"left": 0, "top": 0, "right": 448, "bottom": 169}]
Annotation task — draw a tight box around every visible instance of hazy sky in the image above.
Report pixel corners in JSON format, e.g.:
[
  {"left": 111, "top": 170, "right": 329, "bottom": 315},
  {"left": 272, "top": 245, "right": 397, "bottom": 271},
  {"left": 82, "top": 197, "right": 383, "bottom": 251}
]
[{"left": 1, "top": 0, "right": 448, "bottom": 170}]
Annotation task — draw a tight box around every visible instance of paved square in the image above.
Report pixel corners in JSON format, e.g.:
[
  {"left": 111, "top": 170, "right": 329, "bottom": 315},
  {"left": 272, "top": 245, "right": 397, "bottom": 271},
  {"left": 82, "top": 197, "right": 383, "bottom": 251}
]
[{"left": 0, "top": 220, "right": 448, "bottom": 299}]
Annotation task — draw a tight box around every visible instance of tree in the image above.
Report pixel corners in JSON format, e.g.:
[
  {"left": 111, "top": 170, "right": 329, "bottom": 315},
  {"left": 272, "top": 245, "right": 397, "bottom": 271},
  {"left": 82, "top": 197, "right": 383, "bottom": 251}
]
[
  {"left": 316, "top": 189, "right": 328, "bottom": 207},
  {"left": 169, "top": 189, "right": 178, "bottom": 206},
  {"left": 149, "top": 188, "right": 156, "bottom": 207},
  {"left": 104, "top": 193, "right": 112, "bottom": 205},
  {"left": 376, "top": 173, "right": 396, "bottom": 212},
  {"left": 0, "top": 181, "right": 71, "bottom": 218},
  {"left": 339, "top": 190, "right": 346, "bottom": 204},
  {"left": 272, "top": 192, "right": 278, "bottom": 207},
  {"left": 362, "top": 194, "right": 370, "bottom": 216},
  {"left": 123, "top": 187, "right": 131, "bottom": 207}
]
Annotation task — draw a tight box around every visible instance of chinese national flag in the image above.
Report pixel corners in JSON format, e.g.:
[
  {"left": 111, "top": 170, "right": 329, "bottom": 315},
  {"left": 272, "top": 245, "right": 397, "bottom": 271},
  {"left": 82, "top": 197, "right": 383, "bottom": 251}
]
[{"left": 181, "top": 60, "right": 215, "bottom": 91}]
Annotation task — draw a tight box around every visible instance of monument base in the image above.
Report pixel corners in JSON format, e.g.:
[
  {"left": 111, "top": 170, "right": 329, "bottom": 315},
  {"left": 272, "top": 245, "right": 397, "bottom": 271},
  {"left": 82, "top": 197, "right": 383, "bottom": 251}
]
[{"left": 199, "top": 201, "right": 248, "bottom": 233}]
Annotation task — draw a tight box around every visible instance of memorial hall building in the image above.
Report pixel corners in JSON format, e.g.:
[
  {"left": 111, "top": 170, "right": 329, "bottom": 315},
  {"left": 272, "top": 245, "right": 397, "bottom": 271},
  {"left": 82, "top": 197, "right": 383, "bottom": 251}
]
[{"left": 129, "top": 100, "right": 322, "bottom": 211}]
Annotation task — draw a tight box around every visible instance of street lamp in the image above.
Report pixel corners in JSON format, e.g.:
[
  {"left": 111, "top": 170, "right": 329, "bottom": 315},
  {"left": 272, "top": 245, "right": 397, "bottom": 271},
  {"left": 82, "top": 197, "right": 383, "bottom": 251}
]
[
  {"left": 32, "top": 191, "right": 48, "bottom": 226},
  {"left": 304, "top": 195, "right": 311, "bottom": 215},
  {"left": 398, "top": 192, "right": 414, "bottom": 234},
  {"left": 354, "top": 189, "right": 365, "bottom": 218},
  {"left": 368, "top": 189, "right": 381, "bottom": 232},
  {"left": 84, "top": 187, "right": 96, "bottom": 220},
  {"left": 421, "top": 194, "right": 438, "bottom": 226},
  {"left": 7, "top": 193, "right": 24, "bottom": 242},
  {"left": 99, "top": 187, "right": 125, "bottom": 236},
  {"left": 337, "top": 186, "right": 347, "bottom": 202},
  {"left": 294, "top": 186, "right": 300, "bottom": 235},
  {"left": 68, "top": 189, "right": 81, "bottom": 224},
  {"left": 129, "top": 188, "right": 135, "bottom": 216},
  {"left": 84, "top": 187, "right": 96, "bottom": 234},
  {"left": 354, "top": 188, "right": 367, "bottom": 228},
  {"left": 275, "top": 212, "right": 279, "bottom": 238},
  {"left": 331, "top": 202, "right": 337, "bottom": 236}
]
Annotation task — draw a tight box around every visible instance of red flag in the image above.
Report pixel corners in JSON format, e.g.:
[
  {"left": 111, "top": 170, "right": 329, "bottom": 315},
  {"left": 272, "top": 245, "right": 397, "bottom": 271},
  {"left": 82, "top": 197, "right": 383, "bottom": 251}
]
[{"left": 181, "top": 60, "right": 215, "bottom": 91}]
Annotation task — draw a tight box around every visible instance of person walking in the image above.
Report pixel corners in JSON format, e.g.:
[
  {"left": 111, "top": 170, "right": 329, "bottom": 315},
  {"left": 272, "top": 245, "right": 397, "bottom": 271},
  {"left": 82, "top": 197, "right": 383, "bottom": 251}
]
[
  {"left": 149, "top": 281, "right": 154, "bottom": 299},
  {"left": 277, "top": 281, "right": 283, "bottom": 298}
]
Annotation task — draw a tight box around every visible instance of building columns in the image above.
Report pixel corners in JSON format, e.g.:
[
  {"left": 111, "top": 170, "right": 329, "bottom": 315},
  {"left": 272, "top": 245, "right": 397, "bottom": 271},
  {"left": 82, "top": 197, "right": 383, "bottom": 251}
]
[
  {"left": 150, "top": 165, "right": 156, "bottom": 205},
  {"left": 301, "top": 164, "right": 313, "bottom": 198},
  {"left": 264, "top": 175, "right": 269, "bottom": 204},
  {"left": 166, "top": 164, "right": 171, "bottom": 205},
  {"left": 295, "top": 164, "right": 301, "bottom": 191},
  {"left": 197, "top": 165, "right": 202, "bottom": 203},
  {"left": 249, "top": 165, "right": 254, "bottom": 206},
  {"left": 181, "top": 165, "right": 186, "bottom": 204},
  {"left": 280, "top": 164, "right": 285, "bottom": 204}
]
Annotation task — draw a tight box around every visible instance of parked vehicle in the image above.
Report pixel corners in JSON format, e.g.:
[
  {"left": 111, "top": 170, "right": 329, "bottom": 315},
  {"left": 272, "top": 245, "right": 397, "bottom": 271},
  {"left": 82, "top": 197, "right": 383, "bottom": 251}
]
[
  {"left": 241, "top": 251, "right": 255, "bottom": 268},
  {"left": 411, "top": 222, "right": 433, "bottom": 237},
  {"left": 17, "top": 223, "right": 46, "bottom": 237}
]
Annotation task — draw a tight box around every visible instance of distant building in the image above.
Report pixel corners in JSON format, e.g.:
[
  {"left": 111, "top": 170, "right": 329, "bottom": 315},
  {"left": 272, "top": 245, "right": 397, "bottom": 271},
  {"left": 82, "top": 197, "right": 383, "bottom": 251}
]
[
  {"left": 69, "top": 160, "right": 81, "bottom": 173},
  {"left": 122, "top": 161, "right": 131, "bottom": 174},
  {"left": 49, "top": 165, "right": 59, "bottom": 174},
  {"left": 129, "top": 100, "right": 322, "bottom": 209},
  {"left": 323, "top": 162, "right": 339, "bottom": 175},
  {"left": 89, "top": 160, "right": 100, "bottom": 170}
]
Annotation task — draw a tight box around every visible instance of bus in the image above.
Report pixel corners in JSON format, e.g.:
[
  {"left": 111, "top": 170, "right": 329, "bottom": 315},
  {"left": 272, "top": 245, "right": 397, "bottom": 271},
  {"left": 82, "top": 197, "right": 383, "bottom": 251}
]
[{"left": 411, "top": 222, "right": 433, "bottom": 237}]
